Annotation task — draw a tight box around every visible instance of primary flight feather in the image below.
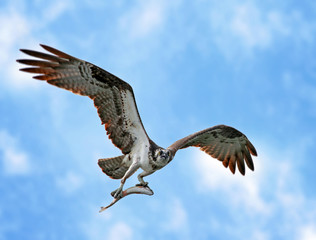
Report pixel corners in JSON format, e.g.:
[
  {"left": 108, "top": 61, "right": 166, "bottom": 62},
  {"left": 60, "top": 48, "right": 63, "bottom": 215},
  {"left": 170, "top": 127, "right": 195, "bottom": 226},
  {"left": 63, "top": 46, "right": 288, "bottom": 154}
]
[{"left": 17, "top": 44, "right": 257, "bottom": 202}]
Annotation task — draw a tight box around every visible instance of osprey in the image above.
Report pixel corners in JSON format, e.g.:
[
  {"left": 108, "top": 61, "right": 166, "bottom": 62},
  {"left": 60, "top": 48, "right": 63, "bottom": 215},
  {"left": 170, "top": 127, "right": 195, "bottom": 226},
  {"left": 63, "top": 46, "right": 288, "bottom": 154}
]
[{"left": 17, "top": 44, "right": 257, "bottom": 202}]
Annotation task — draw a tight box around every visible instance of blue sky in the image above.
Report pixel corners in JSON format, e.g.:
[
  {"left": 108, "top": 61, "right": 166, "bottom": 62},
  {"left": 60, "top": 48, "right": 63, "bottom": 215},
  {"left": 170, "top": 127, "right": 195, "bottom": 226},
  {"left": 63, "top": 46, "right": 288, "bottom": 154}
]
[{"left": 1, "top": 0, "right": 316, "bottom": 239}]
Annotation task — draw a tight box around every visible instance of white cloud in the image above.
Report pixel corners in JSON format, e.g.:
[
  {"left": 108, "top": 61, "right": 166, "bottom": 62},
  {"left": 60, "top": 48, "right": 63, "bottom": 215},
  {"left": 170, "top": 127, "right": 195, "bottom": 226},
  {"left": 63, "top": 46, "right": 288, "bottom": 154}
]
[
  {"left": 282, "top": 71, "right": 316, "bottom": 117},
  {"left": 230, "top": 4, "right": 272, "bottom": 49},
  {"left": 80, "top": 205, "right": 114, "bottom": 240},
  {"left": 56, "top": 171, "right": 83, "bottom": 195},
  {"left": 113, "top": 1, "right": 316, "bottom": 65},
  {"left": 162, "top": 198, "right": 188, "bottom": 232},
  {"left": 298, "top": 225, "right": 316, "bottom": 240},
  {"left": 80, "top": 210, "right": 133, "bottom": 240},
  {"left": 194, "top": 148, "right": 268, "bottom": 214},
  {"left": 41, "top": 0, "right": 73, "bottom": 24},
  {"left": 0, "top": 7, "right": 38, "bottom": 89},
  {"left": 118, "top": 0, "right": 166, "bottom": 39},
  {"left": 107, "top": 222, "right": 133, "bottom": 240},
  {"left": 208, "top": 1, "right": 315, "bottom": 59},
  {"left": 0, "top": 130, "right": 31, "bottom": 175},
  {"left": 0, "top": 19, "right": 33, "bottom": 90},
  {"left": 250, "top": 230, "right": 269, "bottom": 240},
  {"left": 193, "top": 142, "right": 316, "bottom": 239},
  {"left": 0, "top": 0, "right": 73, "bottom": 91},
  {"left": 0, "top": 9, "right": 30, "bottom": 61}
]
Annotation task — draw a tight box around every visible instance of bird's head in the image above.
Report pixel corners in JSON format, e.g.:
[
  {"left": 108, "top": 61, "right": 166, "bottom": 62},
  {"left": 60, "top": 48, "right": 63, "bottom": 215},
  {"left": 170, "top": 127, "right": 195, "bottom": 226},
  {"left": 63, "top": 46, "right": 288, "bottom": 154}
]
[{"left": 154, "top": 148, "right": 173, "bottom": 164}]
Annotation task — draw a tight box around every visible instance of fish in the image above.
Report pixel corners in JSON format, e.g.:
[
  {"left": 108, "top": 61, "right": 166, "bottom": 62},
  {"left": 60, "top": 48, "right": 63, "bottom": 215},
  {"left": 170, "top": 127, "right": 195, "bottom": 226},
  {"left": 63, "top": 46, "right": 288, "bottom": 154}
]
[{"left": 99, "top": 185, "right": 154, "bottom": 212}]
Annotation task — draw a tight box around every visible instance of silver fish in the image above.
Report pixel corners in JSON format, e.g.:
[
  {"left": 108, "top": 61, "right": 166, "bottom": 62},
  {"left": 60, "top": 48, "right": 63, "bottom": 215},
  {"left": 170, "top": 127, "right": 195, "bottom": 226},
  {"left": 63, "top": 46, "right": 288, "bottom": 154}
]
[{"left": 99, "top": 185, "right": 154, "bottom": 212}]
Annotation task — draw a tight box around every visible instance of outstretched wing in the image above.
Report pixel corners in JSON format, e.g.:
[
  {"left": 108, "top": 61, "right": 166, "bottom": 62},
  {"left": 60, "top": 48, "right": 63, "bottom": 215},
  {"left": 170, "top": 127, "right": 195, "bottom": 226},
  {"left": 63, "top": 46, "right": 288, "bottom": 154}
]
[
  {"left": 168, "top": 125, "right": 257, "bottom": 175},
  {"left": 17, "top": 44, "right": 149, "bottom": 154}
]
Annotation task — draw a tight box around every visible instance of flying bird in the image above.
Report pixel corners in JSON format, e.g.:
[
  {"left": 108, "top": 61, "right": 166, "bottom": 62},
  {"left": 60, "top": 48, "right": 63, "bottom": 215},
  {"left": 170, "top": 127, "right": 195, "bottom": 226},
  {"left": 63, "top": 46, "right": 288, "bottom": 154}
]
[{"left": 17, "top": 44, "right": 257, "bottom": 202}]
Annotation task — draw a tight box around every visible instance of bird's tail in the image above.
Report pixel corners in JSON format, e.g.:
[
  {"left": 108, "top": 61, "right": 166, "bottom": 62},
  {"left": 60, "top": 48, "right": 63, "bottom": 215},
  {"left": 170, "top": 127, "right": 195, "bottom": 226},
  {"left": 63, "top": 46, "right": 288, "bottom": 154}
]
[{"left": 98, "top": 155, "right": 128, "bottom": 179}]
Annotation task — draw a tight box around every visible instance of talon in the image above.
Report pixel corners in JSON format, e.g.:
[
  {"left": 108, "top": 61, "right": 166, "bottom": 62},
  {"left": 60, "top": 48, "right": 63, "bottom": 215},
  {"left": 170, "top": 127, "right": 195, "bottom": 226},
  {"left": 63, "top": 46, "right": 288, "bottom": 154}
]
[
  {"left": 110, "top": 190, "right": 116, "bottom": 197},
  {"left": 114, "top": 190, "right": 122, "bottom": 199},
  {"left": 111, "top": 186, "right": 123, "bottom": 199},
  {"left": 136, "top": 182, "right": 148, "bottom": 187}
]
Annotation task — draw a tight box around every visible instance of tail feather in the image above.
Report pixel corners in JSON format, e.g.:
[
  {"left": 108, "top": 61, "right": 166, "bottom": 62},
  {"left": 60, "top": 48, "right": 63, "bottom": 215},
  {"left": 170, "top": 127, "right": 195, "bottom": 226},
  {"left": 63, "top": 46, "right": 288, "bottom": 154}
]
[{"left": 98, "top": 155, "right": 128, "bottom": 179}]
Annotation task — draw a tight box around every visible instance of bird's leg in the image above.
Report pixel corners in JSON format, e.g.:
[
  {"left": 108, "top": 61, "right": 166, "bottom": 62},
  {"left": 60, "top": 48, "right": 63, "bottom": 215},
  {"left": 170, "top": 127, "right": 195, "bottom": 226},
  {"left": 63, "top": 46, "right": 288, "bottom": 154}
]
[
  {"left": 111, "top": 161, "right": 140, "bottom": 199},
  {"left": 136, "top": 170, "right": 155, "bottom": 187}
]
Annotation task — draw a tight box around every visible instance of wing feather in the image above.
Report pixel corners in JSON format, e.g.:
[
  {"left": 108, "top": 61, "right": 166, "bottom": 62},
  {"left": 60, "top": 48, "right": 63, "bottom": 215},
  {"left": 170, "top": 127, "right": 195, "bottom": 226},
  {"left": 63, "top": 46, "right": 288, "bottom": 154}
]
[
  {"left": 243, "top": 146, "right": 255, "bottom": 171},
  {"left": 20, "top": 48, "right": 67, "bottom": 62},
  {"left": 168, "top": 125, "right": 257, "bottom": 175},
  {"left": 17, "top": 59, "right": 60, "bottom": 67},
  {"left": 236, "top": 146, "right": 245, "bottom": 175},
  {"left": 19, "top": 67, "right": 56, "bottom": 74},
  {"left": 228, "top": 153, "right": 237, "bottom": 174},
  {"left": 17, "top": 44, "right": 149, "bottom": 154},
  {"left": 217, "top": 144, "right": 228, "bottom": 161}
]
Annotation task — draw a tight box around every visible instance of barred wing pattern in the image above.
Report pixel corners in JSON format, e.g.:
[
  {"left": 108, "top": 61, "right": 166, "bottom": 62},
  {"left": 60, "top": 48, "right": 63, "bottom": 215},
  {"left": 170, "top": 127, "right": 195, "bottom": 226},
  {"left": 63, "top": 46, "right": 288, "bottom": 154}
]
[
  {"left": 168, "top": 125, "right": 257, "bottom": 175},
  {"left": 17, "top": 44, "right": 148, "bottom": 154}
]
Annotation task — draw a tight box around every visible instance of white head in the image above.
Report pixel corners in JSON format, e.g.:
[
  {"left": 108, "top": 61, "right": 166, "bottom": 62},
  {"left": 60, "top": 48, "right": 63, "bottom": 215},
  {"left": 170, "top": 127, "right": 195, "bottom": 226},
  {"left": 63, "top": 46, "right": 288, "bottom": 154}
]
[{"left": 154, "top": 148, "right": 173, "bottom": 165}]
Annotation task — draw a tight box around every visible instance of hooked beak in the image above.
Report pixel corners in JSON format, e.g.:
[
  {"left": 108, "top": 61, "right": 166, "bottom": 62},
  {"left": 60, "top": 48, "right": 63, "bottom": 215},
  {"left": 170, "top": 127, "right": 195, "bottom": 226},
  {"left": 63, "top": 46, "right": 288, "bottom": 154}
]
[
  {"left": 161, "top": 152, "right": 170, "bottom": 160},
  {"left": 160, "top": 154, "right": 167, "bottom": 160}
]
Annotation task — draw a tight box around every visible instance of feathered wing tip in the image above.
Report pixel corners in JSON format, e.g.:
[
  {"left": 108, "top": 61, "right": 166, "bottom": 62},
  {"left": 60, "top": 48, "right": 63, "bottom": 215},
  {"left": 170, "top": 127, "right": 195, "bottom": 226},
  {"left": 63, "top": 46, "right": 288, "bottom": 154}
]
[
  {"left": 168, "top": 125, "right": 258, "bottom": 175},
  {"left": 17, "top": 44, "right": 78, "bottom": 81},
  {"left": 17, "top": 44, "right": 149, "bottom": 155},
  {"left": 210, "top": 136, "right": 257, "bottom": 175},
  {"left": 246, "top": 138, "right": 257, "bottom": 156},
  {"left": 39, "top": 44, "right": 77, "bottom": 59},
  {"left": 18, "top": 44, "right": 76, "bottom": 62}
]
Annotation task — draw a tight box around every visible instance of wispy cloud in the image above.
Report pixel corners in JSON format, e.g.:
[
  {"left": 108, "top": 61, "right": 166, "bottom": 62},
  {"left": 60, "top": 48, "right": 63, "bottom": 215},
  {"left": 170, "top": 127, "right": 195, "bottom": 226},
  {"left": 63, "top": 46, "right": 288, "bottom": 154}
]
[
  {"left": 162, "top": 198, "right": 188, "bottom": 232},
  {"left": 0, "top": 0, "right": 73, "bottom": 91},
  {"left": 81, "top": 208, "right": 134, "bottom": 240},
  {"left": 55, "top": 171, "right": 83, "bottom": 195},
  {"left": 207, "top": 1, "right": 315, "bottom": 59},
  {"left": 193, "top": 143, "right": 316, "bottom": 239},
  {"left": 194, "top": 148, "right": 268, "bottom": 214},
  {"left": 0, "top": 7, "right": 36, "bottom": 89},
  {"left": 0, "top": 130, "right": 31, "bottom": 175},
  {"left": 230, "top": 3, "right": 273, "bottom": 49},
  {"left": 107, "top": 222, "right": 133, "bottom": 240},
  {"left": 118, "top": 0, "right": 166, "bottom": 39},
  {"left": 282, "top": 71, "right": 316, "bottom": 117},
  {"left": 298, "top": 224, "right": 316, "bottom": 240},
  {"left": 0, "top": 9, "right": 30, "bottom": 62},
  {"left": 40, "top": 0, "right": 73, "bottom": 25}
]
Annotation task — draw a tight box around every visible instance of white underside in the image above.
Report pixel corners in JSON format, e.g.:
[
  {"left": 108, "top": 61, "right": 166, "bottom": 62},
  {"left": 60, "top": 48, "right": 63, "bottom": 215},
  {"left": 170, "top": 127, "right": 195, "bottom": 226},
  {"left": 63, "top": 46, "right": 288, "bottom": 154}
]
[{"left": 120, "top": 90, "right": 153, "bottom": 172}]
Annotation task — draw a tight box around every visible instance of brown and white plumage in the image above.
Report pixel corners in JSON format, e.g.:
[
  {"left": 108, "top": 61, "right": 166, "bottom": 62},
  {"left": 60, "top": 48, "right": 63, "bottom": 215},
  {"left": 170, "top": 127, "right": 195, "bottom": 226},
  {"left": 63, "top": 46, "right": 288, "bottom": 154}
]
[
  {"left": 168, "top": 125, "right": 257, "bottom": 175},
  {"left": 18, "top": 44, "right": 148, "bottom": 155},
  {"left": 17, "top": 44, "right": 257, "bottom": 203}
]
